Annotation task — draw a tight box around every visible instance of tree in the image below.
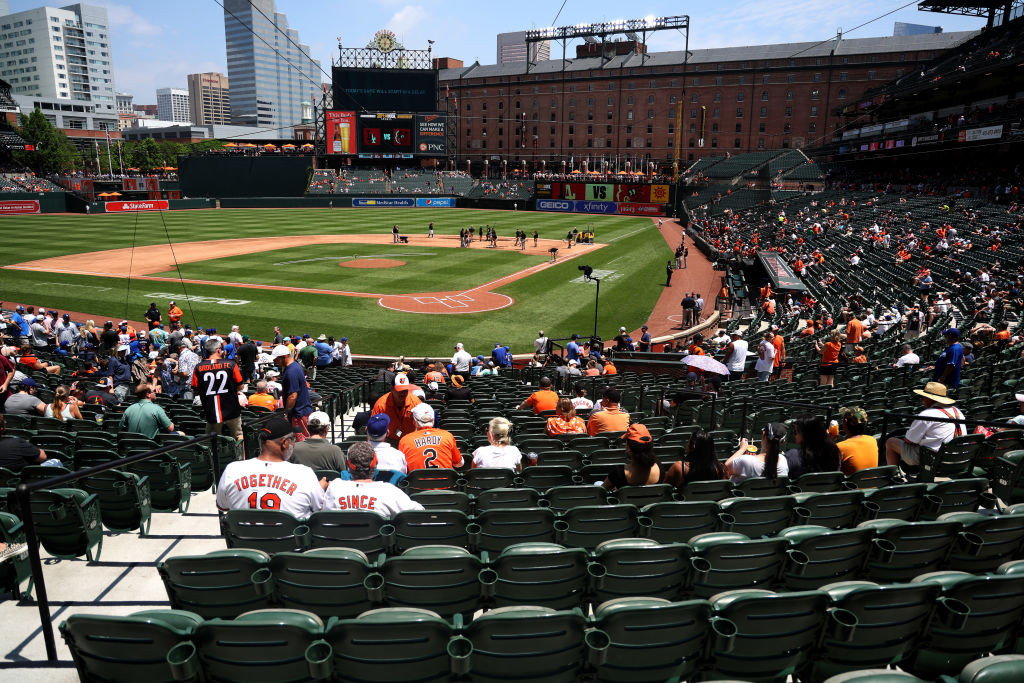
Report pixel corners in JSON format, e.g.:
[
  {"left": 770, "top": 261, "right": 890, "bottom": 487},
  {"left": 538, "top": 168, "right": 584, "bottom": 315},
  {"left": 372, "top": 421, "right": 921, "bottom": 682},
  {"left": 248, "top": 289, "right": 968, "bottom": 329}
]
[{"left": 14, "top": 108, "right": 81, "bottom": 174}]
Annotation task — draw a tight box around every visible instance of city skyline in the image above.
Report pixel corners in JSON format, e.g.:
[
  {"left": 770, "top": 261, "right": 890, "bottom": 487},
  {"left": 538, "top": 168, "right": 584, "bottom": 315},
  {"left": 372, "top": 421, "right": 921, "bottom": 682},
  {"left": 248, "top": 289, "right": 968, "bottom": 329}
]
[{"left": 4, "top": 0, "right": 988, "bottom": 113}]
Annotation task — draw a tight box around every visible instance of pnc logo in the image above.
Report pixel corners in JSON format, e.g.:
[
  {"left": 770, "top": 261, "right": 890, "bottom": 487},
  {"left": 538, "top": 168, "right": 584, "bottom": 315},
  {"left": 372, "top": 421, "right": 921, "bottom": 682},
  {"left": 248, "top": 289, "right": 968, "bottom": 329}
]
[{"left": 423, "top": 114, "right": 439, "bottom": 123}]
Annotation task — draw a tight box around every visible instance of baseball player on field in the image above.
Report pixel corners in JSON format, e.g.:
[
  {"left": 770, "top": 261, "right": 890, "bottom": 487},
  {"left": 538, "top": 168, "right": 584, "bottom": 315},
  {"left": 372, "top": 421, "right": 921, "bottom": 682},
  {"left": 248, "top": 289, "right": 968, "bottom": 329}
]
[
  {"left": 322, "top": 443, "right": 424, "bottom": 516},
  {"left": 215, "top": 414, "right": 326, "bottom": 520},
  {"left": 398, "top": 403, "right": 464, "bottom": 470}
]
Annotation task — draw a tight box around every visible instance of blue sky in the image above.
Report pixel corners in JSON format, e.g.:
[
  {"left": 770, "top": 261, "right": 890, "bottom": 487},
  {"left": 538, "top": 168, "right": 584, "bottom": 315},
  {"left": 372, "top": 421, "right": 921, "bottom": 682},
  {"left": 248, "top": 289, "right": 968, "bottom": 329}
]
[{"left": 9, "top": 0, "right": 987, "bottom": 102}]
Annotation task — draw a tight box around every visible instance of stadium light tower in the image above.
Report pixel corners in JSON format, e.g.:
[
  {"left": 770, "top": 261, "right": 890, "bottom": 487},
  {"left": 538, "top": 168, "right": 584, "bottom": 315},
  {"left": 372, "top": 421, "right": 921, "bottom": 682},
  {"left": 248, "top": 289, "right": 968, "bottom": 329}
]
[{"left": 580, "top": 264, "right": 601, "bottom": 339}]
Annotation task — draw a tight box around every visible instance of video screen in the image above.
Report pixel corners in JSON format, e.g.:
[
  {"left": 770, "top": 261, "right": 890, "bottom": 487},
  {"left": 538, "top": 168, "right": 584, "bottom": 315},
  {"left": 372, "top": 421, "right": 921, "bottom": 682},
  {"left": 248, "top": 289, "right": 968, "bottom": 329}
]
[{"left": 333, "top": 67, "right": 438, "bottom": 113}]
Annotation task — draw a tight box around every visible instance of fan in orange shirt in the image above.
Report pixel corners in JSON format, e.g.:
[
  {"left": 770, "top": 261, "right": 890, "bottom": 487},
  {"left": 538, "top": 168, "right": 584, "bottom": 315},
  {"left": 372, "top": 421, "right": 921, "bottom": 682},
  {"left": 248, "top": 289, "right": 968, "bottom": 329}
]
[
  {"left": 247, "top": 380, "right": 279, "bottom": 411},
  {"left": 399, "top": 403, "right": 463, "bottom": 470}
]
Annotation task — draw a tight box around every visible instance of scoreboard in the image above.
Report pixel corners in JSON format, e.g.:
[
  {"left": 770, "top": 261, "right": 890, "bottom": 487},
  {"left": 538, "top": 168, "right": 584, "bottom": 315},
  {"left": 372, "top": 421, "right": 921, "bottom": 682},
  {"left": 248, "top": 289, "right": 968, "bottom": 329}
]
[
  {"left": 535, "top": 182, "right": 671, "bottom": 204},
  {"left": 327, "top": 110, "right": 446, "bottom": 158}
]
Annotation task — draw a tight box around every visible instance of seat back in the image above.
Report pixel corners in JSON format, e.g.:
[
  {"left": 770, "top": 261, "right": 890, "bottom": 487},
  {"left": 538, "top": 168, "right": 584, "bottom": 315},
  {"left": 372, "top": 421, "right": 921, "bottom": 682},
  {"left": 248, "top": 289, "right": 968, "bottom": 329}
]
[
  {"left": 733, "top": 476, "right": 791, "bottom": 498},
  {"left": 410, "top": 490, "right": 472, "bottom": 512},
  {"left": 708, "top": 590, "right": 829, "bottom": 682},
  {"left": 612, "top": 484, "right": 674, "bottom": 507},
  {"left": 464, "top": 607, "right": 589, "bottom": 683},
  {"left": 462, "top": 468, "right": 515, "bottom": 494},
  {"left": 592, "top": 540, "right": 691, "bottom": 604},
  {"left": 560, "top": 504, "right": 639, "bottom": 549},
  {"left": 473, "top": 508, "right": 557, "bottom": 554},
  {"left": 641, "top": 501, "right": 723, "bottom": 544},
  {"left": 919, "top": 434, "right": 985, "bottom": 482},
  {"left": 81, "top": 469, "right": 152, "bottom": 534},
  {"left": 861, "top": 520, "right": 961, "bottom": 582},
  {"left": 779, "top": 527, "right": 875, "bottom": 591},
  {"left": 325, "top": 607, "right": 454, "bottom": 682},
  {"left": 543, "top": 485, "right": 607, "bottom": 513},
  {"left": 158, "top": 549, "right": 273, "bottom": 619},
  {"left": 944, "top": 512, "right": 1024, "bottom": 573},
  {"left": 26, "top": 488, "right": 103, "bottom": 561},
  {"left": 690, "top": 536, "right": 788, "bottom": 598},
  {"left": 863, "top": 483, "right": 927, "bottom": 522},
  {"left": 593, "top": 598, "right": 712, "bottom": 683},
  {"left": 920, "top": 478, "right": 990, "bottom": 520},
  {"left": 307, "top": 510, "right": 391, "bottom": 555},
  {"left": 720, "top": 495, "right": 797, "bottom": 538},
  {"left": 846, "top": 466, "right": 899, "bottom": 489},
  {"left": 794, "top": 490, "right": 865, "bottom": 530},
  {"left": 381, "top": 547, "right": 483, "bottom": 618},
  {"left": 391, "top": 510, "right": 470, "bottom": 552},
  {"left": 223, "top": 509, "right": 309, "bottom": 554},
  {"left": 474, "top": 487, "right": 540, "bottom": 511},
  {"left": 127, "top": 454, "right": 191, "bottom": 513},
  {"left": 792, "top": 471, "right": 848, "bottom": 493},
  {"left": 491, "top": 543, "right": 590, "bottom": 610},
  {"left": 678, "top": 479, "right": 735, "bottom": 502},
  {"left": 60, "top": 610, "right": 200, "bottom": 683},
  {"left": 519, "top": 465, "right": 576, "bottom": 490},
  {"left": 193, "top": 610, "right": 325, "bottom": 683},
  {"left": 402, "top": 468, "right": 460, "bottom": 493},
  {"left": 269, "top": 548, "right": 377, "bottom": 620}
]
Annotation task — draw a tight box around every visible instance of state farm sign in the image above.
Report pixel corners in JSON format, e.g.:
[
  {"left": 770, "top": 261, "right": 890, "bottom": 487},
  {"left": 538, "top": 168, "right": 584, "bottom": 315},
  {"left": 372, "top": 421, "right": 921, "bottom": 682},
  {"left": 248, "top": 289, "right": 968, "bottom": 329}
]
[
  {"left": 0, "top": 200, "right": 40, "bottom": 215},
  {"left": 105, "top": 200, "right": 169, "bottom": 212}
]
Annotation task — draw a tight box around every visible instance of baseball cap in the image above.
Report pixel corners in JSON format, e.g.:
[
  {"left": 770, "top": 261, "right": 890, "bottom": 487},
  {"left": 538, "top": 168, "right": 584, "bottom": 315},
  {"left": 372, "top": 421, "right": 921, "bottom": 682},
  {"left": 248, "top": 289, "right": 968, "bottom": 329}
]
[
  {"left": 366, "top": 413, "right": 390, "bottom": 439},
  {"left": 840, "top": 406, "right": 868, "bottom": 425},
  {"left": 619, "top": 326, "right": 626, "bottom": 332},
  {"left": 568, "top": 359, "right": 579, "bottom": 366},
  {"left": 270, "top": 345, "right": 291, "bottom": 359},
  {"left": 17, "top": 377, "right": 38, "bottom": 388},
  {"left": 641, "top": 325, "right": 648, "bottom": 330},
  {"left": 308, "top": 411, "right": 331, "bottom": 428},
  {"left": 265, "top": 369, "right": 280, "bottom": 377},
  {"left": 623, "top": 423, "right": 652, "bottom": 443},
  {"left": 317, "top": 334, "right": 327, "bottom": 341},
  {"left": 411, "top": 403, "right": 435, "bottom": 424},
  {"left": 117, "top": 344, "right": 129, "bottom": 352},
  {"left": 62, "top": 313, "right": 70, "bottom": 320},
  {"left": 341, "top": 337, "right": 348, "bottom": 342},
  {"left": 393, "top": 374, "right": 412, "bottom": 391},
  {"left": 259, "top": 414, "right": 299, "bottom": 441},
  {"left": 942, "top": 328, "right": 960, "bottom": 338}
]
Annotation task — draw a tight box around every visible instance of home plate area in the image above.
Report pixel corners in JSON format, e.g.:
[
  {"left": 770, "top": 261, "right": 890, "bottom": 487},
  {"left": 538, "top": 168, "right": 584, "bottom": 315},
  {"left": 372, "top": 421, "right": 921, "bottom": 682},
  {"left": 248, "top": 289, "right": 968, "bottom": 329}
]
[{"left": 377, "top": 290, "right": 514, "bottom": 314}]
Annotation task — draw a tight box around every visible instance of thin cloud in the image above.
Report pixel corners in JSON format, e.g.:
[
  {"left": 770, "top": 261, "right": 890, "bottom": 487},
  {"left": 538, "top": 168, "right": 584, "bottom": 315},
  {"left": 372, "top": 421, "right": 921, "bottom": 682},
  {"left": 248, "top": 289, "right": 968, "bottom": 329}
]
[{"left": 101, "top": 2, "right": 162, "bottom": 37}]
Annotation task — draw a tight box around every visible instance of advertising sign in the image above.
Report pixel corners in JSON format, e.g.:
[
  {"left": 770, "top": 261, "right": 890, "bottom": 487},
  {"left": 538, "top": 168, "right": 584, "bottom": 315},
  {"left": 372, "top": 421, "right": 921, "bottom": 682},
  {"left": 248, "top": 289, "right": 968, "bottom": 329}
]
[
  {"left": 353, "top": 198, "right": 415, "bottom": 208},
  {"left": 912, "top": 134, "right": 940, "bottom": 147},
  {"left": 757, "top": 251, "right": 807, "bottom": 292},
  {"left": 358, "top": 112, "right": 414, "bottom": 155},
  {"left": 332, "top": 67, "right": 438, "bottom": 113},
  {"left": 416, "top": 197, "right": 454, "bottom": 207},
  {"left": 537, "top": 199, "right": 574, "bottom": 212},
  {"left": 534, "top": 182, "right": 553, "bottom": 199},
  {"left": 574, "top": 200, "right": 618, "bottom": 214},
  {"left": 123, "top": 178, "right": 161, "bottom": 191},
  {"left": 415, "top": 114, "right": 446, "bottom": 156},
  {"left": 105, "top": 200, "right": 169, "bottom": 212},
  {"left": 0, "top": 199, "right": 40, "bottom": 215},
  {"left": 326, "top": 110, "right": 356, "bottom": 155},
  {"left": 617, "top": 202, "right": 663, "bottom": 216},
  {"left": 963, "top": 125, "right": 1003, "bottom": 143},
  {"left": 649, "top": 184, "right": 670, "bottom": 204}
]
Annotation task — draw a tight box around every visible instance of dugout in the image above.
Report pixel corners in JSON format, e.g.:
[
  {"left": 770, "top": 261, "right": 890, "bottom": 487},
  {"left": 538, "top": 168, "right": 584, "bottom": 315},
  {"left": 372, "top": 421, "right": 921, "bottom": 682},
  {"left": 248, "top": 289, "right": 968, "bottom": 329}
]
[{"left": 179, "top": 155, "right": 313, "bottom": 198}]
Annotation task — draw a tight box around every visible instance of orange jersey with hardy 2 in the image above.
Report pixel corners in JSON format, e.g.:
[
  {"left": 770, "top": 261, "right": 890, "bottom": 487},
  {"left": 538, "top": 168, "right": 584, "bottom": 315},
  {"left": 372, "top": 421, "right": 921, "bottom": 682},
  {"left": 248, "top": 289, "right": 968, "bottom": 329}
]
[{"left": 399, "top": 428, "right": 463, "bottom": 470}]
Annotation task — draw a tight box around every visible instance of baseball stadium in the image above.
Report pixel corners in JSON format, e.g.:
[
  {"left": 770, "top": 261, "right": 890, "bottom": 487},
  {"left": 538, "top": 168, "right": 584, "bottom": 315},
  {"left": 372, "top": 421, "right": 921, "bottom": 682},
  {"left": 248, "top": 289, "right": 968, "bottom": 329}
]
[{"left": 2, "top": 0, "right": 1024, "bottom": 680}]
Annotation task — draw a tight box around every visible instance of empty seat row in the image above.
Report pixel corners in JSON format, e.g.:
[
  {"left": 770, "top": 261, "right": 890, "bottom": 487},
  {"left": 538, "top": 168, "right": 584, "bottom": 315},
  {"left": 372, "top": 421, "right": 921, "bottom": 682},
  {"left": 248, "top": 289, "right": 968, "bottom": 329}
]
[
  {"left": 206, "top": 508, "right": 1024, "bottom": 615},
  {"left": 67, "top": 572, "right": 1024, "bottom": 683}
]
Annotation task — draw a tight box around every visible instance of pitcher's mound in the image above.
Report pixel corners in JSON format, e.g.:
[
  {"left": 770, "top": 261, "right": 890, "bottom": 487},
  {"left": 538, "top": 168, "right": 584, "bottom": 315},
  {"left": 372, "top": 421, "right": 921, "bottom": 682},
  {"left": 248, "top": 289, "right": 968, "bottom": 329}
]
[{"left": 339, "top": 258, "right": 405, "bottom": 269}]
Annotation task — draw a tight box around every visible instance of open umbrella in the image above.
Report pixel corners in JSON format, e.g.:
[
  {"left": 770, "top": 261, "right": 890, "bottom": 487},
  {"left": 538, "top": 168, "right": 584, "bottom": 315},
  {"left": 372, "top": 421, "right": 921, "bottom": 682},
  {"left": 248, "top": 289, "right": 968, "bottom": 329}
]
[
  {"left": 96, "top": 192, "right": 114, "bottom": 197},
  {"left": 263, "top": 143, "right": 277, "bottom": 149},
  {"left": 242, "top": 143, "right": 258, "bottom": 148},
  {"left": 282, "top": 144, "right": 296, "bottom": 149},
  {"left": 682, "top": 354, "right": 729, "bottom": 376}
]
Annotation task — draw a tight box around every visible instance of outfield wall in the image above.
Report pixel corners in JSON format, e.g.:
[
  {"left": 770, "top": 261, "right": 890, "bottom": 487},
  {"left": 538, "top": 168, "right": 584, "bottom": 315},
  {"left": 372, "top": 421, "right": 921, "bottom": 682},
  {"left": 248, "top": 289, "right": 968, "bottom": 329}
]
[
  {"left": 179, "top": 156, "right": 313, "bottom": 198},
  {"left": 0, "top": 192, "right": 67, "bottom": 213}
]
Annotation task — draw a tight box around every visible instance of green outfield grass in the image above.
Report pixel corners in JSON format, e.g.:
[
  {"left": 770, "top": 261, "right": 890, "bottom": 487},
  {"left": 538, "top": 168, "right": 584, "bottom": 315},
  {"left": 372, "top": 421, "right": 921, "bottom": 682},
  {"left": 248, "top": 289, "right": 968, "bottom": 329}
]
[
  {"left": 0, "top": 208, "right": 670, "bottom": 355},
  {"left": 148, "top": 243, "right": 549, "bottom": 294}
]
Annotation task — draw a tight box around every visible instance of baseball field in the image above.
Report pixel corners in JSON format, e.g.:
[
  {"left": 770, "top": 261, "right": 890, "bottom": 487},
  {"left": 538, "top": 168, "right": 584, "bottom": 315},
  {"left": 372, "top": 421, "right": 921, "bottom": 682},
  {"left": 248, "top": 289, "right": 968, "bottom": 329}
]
[{"left": 0, "top": 207, "right": 671, "bottom": 355}]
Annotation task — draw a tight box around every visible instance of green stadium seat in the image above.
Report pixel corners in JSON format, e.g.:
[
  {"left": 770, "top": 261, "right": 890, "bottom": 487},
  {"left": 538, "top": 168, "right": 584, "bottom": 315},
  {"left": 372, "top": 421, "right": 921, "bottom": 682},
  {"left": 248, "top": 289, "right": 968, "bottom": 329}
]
[
  {"left": 410, "top": 490, "right": 472, "bottom": 512},
  {"left": 846, "top": 465, "right": 900, "bottom": 489},
  {"left": 732, "top": 476, "right": 791, "bottom": 498},
  {"left": 861, "top": 483, "right": 928, "bottom": 522},
  {"left": 706, "top": 589, "right": 829, "bottom": 682},
  {"left": 611, "top": 484, "right": 674, "bottom": 507},
  {"left": 471, "top": 507, "right": 557, "bottom": 553},
  {"left": 518, "top": 465, "right": 576, "bottom": 490},
  {"left": 790, "top": 471, "right": 849, "bottom": 493},
  {"left": 307, "top": 510, "right": 391, "bottom": 554},
  {"left": 718, "top": 495, "right": 797, "bottom": 538},
  {"left": 918, "top": 434, "right": 986, "bottom": 483},
  {"left": 940, "top": 511, "right": 1024, "bottom": 573},
  {"left": 591, "top": 597, "right": 712, "bottom": 683},
  {"left": 640, "top": 501, "right": 724, "bottom": 544},
  {"left": 792, "top": 490, "right": 865, "bottom": 529},
  {"left": 190, "top": 609, "right": 329, "bottom": 682},
  {"left": 126, "top": 453, "right": 191, "bottom": 513},
  {"left": 689, "top": 533, "right": 788, "bottom": 598},
  {"left": 489, "top": 543, "right": 589, "bottom": 610},
  {"left": 677, "top": 479, "right": 735, "bottom": 502},
  {"left": 591, "top": 538, "right": 690, "bottom": 604},
  {"left": 380, "top": 545, "right": 482, "bottom": 619},
  {"left": 474, "top": 487, "right": 540, "bottom": 511},
  {"left": 810, "top": 580, "right": 939, "bottom": 680},
  {"left": 920, "top": 478, "right": 992, "bottom": 520},
  {"left": 60, "top": 609, "right": 203, "bottom": 683},
  {"left": 401, "top": 468, "right": 460, "bottom": 493},
  {"left": 956, "top": 655, "right": 1024, "bottom": 683},
  {"left": 23, "top": 487, "right": 103, "bottom": 561},
  {"left": 391, "top": 510, "right": 470, "bottom": 552},
  {"left": 777, "top": 526, "right": 875, "bottom": 591},
  {"left": 558, "top": 504, "right": 639, "bottom": 549},
  {"left": 223, "top": 509, "right": 311, "bottom": 554},
  {"left": 269, "top": 548, "right": 379, "bottom": 620},
  {"left": 81, "top": 469, "right": 152, "bottom": 534},
  {"left": 0, "top": 511, "right": 31, "bottom": 598},
  {"left": 462, "top": 606, "right": 593, "bottom": 683},
  {"left": 858, "top": 519, "right": 961, "bottom": 582},
  {"left": 462, "top": 468, "right": 516, "bottom": 494},
  {"left": 324, "top": 607, "right": 455, "bottom": 682},
  {"left": 158, "top": 549, "right": 274, "bottom": 619},
  {"left": 542, "top": 485, "right": 607, "bottom": 512}
]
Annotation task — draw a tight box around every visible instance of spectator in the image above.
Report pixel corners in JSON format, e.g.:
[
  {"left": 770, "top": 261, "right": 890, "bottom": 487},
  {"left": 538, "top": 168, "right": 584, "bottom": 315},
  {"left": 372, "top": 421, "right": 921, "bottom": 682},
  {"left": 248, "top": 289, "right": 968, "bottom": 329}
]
[
  {"left": 322, "top": 443, "right": 423, "bottom": 515},
  {"left": 370, "top": 373, "right": 423, "bottom": 444},
  {"left": 215, "top": 414, "right": 326, "bottom": 520},
  {"left": 534, "top": 330, "right": 549, "bottom": 355},
  {"left": 784, "top": 415, "right": 840, "bottom": 478},
  {"left": 836, "top": 406, "right": 879, "bottom": 475},
  {"left": 472, "top": 417, "right": 524, "bottom": 470},
  {"left": 399, "top": 403, "right": 462, "bottom": 470},
  {"left": 290, "top": 411, "right": 347, "bottom": 471},
  {"left": 119, "top": 383, "right": 176, "bottom": 439},
  {"left": 571, "top": 387, "right": 593, "bottom": 412},
  {"left": 545, "top": 397, "right": 587, "bottom": 436},
  {"left": 726, "top": 422, "right": 790, "bottom": 483},
  {"left": 450, "top": 342, "right": 472, "bottom": 375},
  {"left": 0, "top": 415, "right": 52, "bottom": 471},
  {"left": 755, "top": 331, "right": 776, "bottom": 382},
  {"left": 893, "top": 344, "right": 920, "bottom": 369},
  {"left": 366, "top": 413, "right": 407, "bottom": 474},
  {"left": 44, "top": 385, "right": 82, "bottom": 421},
  {"left": 444, "top": 374, "right": 473, "bottom": 403},
  {"left": 885, "top": 382, "right": 965, "bottom": 468},
  {"left": 724, "top": 332, "right": 748, "bottom": 381},
  {"left": 193, "top": 338, "right": 245, "bottom": 445},
  {"left": 587, "top": 387, "right": 630, "bottom": 435},
  {"left": 665, "top": 428, "right": 726, "bottom": 486},
  {"left": 4, "top": 378, "right": 45, "bottom": 416},
  {"left": 815, "top": 330, "right": 843, "bottom": 387},
  {"left": 518, "top": 376, "right": 559, "bottom": 414},
  {"left": 272, "top": 344, "right": 314, "bottom": 441},
  {"left": 602, "top": 423, "right": 660, "bottom": 490},
  {"left": 931, "top": 328, "right": 965, "bottom": 389}
]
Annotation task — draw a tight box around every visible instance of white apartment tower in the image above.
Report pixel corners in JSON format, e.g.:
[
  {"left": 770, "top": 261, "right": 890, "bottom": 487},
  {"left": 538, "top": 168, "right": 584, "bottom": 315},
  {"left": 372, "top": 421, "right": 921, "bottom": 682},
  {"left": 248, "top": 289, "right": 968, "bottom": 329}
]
[
  {"left": 497, "top": 31, "right": 550, "bottom": 65},
  {"left": 0, "top": 3, "right": 115, "bottom": 115},
  {"left": 156, "top": 87, "right": 190, "bottom": 123}
]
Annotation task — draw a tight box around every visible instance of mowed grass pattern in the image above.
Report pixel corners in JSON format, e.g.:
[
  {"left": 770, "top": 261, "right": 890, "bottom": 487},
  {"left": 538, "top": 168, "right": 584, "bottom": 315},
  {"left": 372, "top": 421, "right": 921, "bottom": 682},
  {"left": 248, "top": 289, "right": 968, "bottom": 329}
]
[
  {"left": 148, "top": 243, "right": 549, "bottom": 294},
  {"left": 0, "top": 208, "right": 670, "bottom": 355}
]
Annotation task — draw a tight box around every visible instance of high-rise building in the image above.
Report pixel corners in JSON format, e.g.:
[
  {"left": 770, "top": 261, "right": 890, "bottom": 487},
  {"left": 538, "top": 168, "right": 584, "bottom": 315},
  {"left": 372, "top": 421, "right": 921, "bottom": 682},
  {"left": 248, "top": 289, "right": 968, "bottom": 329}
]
[
  {"left": 222, "top": 0, "right": 320, "bottom": 133},
  {"left": 0, "top": 2, "right": 10, "bottom": 17},
  {"left": 156, "top": 87, "right": 190, "bottom": 123},
  {"left": 0, "top": 3, "right": 116, "bottom": 119},
  {"left": 115, "top": 92, "right": 132, "bottom": 113},
  {"left": 894, "top": 22, "right": 943, "bottom": 36},
  {"left": 187, "top": 72, "right": 230, "bottom": 125},
  {"left": 497, "top": 31, "right": 550, "bottom": 66}
]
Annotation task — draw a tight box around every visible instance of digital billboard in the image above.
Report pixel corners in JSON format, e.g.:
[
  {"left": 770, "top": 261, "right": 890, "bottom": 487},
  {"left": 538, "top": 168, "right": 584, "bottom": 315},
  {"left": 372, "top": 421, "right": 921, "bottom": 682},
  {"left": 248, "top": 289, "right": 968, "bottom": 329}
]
[
  {"left": 415, "top": 113, "right": 446, "bottom": 156},
  {"left": 326, "top": 111, "right": 356, "bottom": 155},
  {"left": 332, "top": 67, "right": 438, "bottom": 113},
  {"left": 357, "top": 112, "right": 415, "bottom": 155}
]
